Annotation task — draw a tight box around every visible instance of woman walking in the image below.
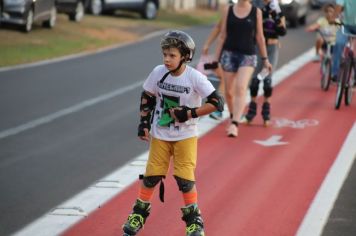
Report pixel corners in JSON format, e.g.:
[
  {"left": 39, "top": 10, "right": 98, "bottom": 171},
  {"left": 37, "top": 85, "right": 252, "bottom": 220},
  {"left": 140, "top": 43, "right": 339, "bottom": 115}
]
[{"left": 215, "top": 0, "right": 271, "bottom": 137}]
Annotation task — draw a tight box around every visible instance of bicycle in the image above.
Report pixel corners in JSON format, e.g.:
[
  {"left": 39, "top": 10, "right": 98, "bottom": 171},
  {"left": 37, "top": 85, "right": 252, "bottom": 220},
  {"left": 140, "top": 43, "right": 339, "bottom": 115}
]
[
  {"left": 335, "top": 26, "right": 356, "bottom": 109},
  {"left": 317, "top": 28, "right": 334, "bottom": 91}
]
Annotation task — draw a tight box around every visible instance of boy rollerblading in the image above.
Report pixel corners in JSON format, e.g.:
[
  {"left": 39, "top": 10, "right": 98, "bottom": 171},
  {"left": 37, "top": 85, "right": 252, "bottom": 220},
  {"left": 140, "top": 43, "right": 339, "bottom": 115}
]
[{"left": 121, "top": 30, "right": 223, "bottom": 235}]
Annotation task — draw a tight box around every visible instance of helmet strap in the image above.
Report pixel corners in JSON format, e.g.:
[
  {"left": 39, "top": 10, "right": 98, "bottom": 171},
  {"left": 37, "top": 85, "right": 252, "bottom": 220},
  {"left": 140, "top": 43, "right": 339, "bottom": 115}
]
[{"left": 170, "top": 58, "right": 185, "bottom": 74}]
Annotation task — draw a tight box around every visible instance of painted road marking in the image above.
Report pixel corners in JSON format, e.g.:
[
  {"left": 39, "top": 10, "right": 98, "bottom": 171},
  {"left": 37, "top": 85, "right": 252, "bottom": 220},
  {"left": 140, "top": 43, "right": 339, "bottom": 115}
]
[
  {"left": 13, "top": 48, "right": 315, "bottom": 236},
  {"left": 0, "top": 80, "right": 144, "bottom": 140},
  {"left": 254, "top": 135, "right": 289, "bottom": 147},
  {"left": 272, "top": 118, "right": 319, "bottom": 129},
  {"left": 296, "top": 122, "right": 356, "bottom": 236}
]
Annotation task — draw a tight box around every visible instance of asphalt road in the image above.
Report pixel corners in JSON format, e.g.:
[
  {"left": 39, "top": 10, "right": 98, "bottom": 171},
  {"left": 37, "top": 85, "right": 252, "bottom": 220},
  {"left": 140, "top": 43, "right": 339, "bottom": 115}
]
[{"left": 0, "top": 10, "right": 332, "bottom": 236}]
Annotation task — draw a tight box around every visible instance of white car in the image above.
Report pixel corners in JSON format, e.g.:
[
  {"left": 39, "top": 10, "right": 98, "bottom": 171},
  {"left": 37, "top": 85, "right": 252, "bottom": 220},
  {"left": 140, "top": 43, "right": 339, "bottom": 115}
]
[
  {"left": 279, "top": 0, "right": 309, "bottom": 27},
  {"left": 87, "top": 0, "right": 159, "bottom": 19}
]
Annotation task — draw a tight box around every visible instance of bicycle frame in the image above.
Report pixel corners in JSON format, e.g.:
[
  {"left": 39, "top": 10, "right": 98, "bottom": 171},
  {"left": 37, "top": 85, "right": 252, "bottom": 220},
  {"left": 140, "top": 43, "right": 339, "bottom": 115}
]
[{"left": 335, "top": 26, "right": 356, "bottom": 109}]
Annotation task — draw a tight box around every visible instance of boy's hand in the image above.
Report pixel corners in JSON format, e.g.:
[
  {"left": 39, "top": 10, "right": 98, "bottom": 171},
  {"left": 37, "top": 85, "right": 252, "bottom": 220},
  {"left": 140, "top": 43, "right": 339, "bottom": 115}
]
[
  {"left": 138, "top": 128, "right": 150, "bottom": 141},
  {"left": 169, "top": 106, "right": 191, "bottom": 123},
  {"left": 138, "top": 122, "right": 150, "bottom": 141}
]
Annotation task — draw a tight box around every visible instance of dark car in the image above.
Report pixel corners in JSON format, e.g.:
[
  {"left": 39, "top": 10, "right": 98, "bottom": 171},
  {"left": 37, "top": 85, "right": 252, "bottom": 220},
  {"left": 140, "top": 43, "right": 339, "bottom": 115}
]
[
  {"left": 279, "top": 0, "right": 309, "bottom": 27},
  {"left": 310, "top": 0, "right": 335, "bottom": 9},
  {"left": 87, "top": 0, "right": 159, "bottom": 19},
  {"left": 0, "top": 0, "right": 56, "bottom": 32},
  {"left": 55, "top": 0, "right": 89, "bottom": 22}
]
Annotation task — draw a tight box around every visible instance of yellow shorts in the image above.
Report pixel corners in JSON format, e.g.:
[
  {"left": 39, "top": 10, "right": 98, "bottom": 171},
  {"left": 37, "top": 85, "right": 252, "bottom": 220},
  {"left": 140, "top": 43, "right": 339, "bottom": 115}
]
[{"left": 145, "top": 136, "right": 198, "bottom": 181}]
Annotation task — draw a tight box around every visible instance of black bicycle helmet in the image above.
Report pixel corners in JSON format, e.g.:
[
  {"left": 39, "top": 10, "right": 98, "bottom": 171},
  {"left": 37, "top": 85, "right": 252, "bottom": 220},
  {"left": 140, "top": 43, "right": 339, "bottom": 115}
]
[{"left": 161, "top": 30, "right": 195, "bottom": 63}]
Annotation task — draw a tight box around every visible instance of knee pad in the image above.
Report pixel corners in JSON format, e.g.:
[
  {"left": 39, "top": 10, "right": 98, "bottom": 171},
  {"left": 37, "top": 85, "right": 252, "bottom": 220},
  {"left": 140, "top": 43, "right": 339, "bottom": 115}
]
[
  {"left": 142, "top": 175, "right": 163, "bottom": 188},
  {"left": 263, "top": 78, "right": 273, "bottom": 98},
  {"left": 250, "top": 78, "right": 260, "bottom": 97},
  {"left": 174, "top": 176, "right": 195, "bottom": 193}
]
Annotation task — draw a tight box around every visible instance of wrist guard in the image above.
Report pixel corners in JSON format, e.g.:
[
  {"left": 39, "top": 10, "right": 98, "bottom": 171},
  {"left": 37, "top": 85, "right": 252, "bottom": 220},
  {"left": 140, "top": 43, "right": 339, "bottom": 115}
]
[
  {"left": 173, "top": 107, "right": 199, "bottom": 122},
  {"left": 138, "top": 115, "right": 151, "bottom": 136},
  {"left": 173, "top": 106, "right": 190, "bottom": 123}
]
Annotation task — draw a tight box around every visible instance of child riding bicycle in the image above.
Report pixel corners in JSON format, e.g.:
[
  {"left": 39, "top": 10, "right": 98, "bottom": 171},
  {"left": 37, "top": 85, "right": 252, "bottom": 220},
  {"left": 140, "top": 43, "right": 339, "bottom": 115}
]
[{"left": 305, "top": 3, "right": 340, "bottom": 62}]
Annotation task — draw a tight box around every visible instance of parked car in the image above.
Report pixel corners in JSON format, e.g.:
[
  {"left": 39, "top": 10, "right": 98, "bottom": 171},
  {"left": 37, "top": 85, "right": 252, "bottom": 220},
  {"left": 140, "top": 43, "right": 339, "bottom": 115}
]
[
  {"left": 310, "top": 0, "right": 335, "bottom": 9},
  {"left": 87, "top": 0, "right": 159, "bottom": 19},
  {"left": 0, "top": 0, "right": 56, "bottom": 32},
  {"left": 279, "top": 0, "right": 309, "bottom": 27},
  {"left": 55, "top": 0, "right": 89, "bottom": 22}
]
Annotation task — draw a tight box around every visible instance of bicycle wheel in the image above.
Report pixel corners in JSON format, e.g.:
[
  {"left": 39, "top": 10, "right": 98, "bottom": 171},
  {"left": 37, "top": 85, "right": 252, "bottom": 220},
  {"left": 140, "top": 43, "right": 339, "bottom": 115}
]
[
  {"left": 335, "top": 62, "right": 346, "bottom": 109},
  {"left": 321, "top": 58, "right": 331, "bottom": 91},
  {"left": 345, "top": 63, "right": 354, "bottom": 105}
]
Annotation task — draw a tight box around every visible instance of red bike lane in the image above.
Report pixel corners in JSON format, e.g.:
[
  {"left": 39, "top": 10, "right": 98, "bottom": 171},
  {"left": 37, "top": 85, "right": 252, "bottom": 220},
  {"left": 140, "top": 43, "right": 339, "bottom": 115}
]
[{"left": 63, "top": 62, "right": 356, "bottom": 236}]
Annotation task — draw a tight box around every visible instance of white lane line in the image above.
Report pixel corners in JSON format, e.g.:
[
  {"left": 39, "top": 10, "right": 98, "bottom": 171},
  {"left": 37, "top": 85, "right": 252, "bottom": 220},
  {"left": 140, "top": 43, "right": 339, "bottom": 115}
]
[
  {"left": 296, "top": 122, "right": 356, "bottom": 236},
  {"left": 0, "top": 80, "right": 143, "bottom": 140},
  {"left": 0, "top": 57, "right": 203, "bottom": 141},
  {"left": 14, "top": 49, "right": 315, "bottom": 236}
]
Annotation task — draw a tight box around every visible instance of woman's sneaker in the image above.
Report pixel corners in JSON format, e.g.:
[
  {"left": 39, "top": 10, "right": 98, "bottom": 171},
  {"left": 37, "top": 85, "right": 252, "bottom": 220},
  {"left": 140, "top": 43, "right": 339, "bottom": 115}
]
[
  {"left": 122, "top": 199, "right": 151, "bottom": 235},
  {"left": 227, "top": 123, "right": 238, "bottom": 137},
  {"left": 181, "top": 204, "right": 205, "bottom": 236}
]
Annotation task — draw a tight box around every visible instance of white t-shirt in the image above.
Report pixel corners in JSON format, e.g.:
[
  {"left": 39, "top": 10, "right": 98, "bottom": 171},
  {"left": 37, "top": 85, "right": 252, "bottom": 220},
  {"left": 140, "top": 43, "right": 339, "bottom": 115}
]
[{"left": 143, "top": 65, "right": 215, "bottom": 141}]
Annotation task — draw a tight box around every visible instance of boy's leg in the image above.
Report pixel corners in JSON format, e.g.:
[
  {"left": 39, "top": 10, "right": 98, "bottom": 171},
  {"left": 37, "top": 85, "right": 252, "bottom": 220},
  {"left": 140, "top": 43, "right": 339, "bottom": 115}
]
[
  {"left": 262, "top": 44, "right": 279, "bottom": 126},
  {"left": 123, "top": 138, "right": 171, "bottom": 235},
  {"left": 313, "top": 35, "right": 323, "bottom": 61},
  {"left": 173, "top": 137, "right": 204, "bottom": 236}
]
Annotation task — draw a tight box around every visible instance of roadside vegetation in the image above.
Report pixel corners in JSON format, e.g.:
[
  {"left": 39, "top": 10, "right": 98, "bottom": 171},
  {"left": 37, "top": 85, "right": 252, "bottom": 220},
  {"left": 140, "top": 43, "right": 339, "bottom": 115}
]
[{"left": 0, "top": 9, "right": 219, "bottom": 67}]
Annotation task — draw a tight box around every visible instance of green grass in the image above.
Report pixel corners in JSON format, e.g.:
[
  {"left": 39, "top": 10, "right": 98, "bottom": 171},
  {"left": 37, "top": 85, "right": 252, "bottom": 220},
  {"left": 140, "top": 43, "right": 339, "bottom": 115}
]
[{"left": 0, "top": 9, "right": 219, "bottom": 67}]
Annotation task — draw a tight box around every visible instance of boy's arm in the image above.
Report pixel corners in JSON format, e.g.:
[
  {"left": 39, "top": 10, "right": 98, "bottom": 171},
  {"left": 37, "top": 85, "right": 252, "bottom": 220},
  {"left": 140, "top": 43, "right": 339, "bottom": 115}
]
[
  {"left": 169, "top": 91, "right": 224, "bottom": 122},
  {"left": 305, "top": 22, "right": 320, "bottom": 32}
]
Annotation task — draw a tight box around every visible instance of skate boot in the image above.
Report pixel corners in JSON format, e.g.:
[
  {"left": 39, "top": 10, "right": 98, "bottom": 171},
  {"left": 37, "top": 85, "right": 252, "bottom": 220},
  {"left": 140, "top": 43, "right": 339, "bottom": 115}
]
[
  {"left": 181, "top": 204, "right": 205, "bottom": 236},
  {"left": 261, "top": 101, "right": 271, "bottom": 127},
  {"left": 122, "top": 199, "right": 151, "bottom": 236},
  {"left": 244, "top": 101, "right": 257, "bottom": 124}
]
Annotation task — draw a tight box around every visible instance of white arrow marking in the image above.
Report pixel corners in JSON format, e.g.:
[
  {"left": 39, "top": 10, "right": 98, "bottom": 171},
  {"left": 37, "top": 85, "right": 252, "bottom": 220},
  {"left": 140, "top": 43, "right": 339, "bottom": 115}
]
[{"left": 254, "top": 135, "right": 289, "bottom": 147}]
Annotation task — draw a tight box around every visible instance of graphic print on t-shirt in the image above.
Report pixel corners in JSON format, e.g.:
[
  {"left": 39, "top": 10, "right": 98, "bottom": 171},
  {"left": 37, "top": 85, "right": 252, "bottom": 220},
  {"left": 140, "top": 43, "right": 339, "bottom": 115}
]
[{"left": 158, "top": 94, "right": 180, "bottom": 127}]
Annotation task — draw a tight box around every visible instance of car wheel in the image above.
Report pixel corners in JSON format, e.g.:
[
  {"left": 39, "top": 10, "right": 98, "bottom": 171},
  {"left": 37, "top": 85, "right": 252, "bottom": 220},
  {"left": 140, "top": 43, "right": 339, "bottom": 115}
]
[
  {"left": 69, "top": 1, "right": 85, "bottom": 22},
  {"left": 289, "top": 16, "right": 298, "bottom": 28},
  {"left": 89, "top": 0, "right": 102, "bottom": 15},
  {"left": 141, "top": 0, "right": 157, "bottom": 20},
  {"left": 22, "top": 9, "right": 34, "bottom": 32},
  {"left": 299, "top": 15, "right": 306, "bottom": 25},
  {"left": 43, "top": 7, "right": 56, "bottom": 28}
]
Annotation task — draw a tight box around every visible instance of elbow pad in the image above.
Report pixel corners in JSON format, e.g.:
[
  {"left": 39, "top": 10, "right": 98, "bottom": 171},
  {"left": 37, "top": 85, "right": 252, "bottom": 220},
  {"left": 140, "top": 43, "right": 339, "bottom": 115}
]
[
  {"left": 140, "top": 91, "right": 156, "bottom": 112},
  {"left": 138, "top": 91, "right": 156, "bottom": 136},
  {"left": 206, "top": 91, "right": 224, "bottom": 112}
]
